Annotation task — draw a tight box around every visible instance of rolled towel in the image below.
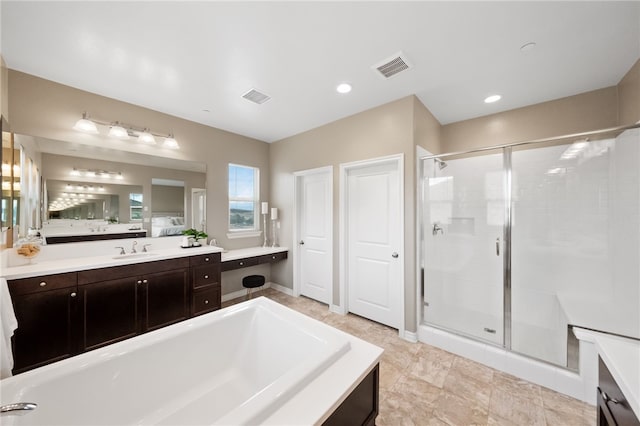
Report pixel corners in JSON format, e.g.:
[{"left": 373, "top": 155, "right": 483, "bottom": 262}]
[{"left": 0, "top": 277, "right": 17, "bottom": 378}]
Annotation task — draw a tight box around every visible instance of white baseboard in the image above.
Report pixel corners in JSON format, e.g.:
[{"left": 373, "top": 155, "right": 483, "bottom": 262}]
[
  {"left": 402, "top": 330, "right": 418, "bottom": 343},
  {"left": 269, "top": 282, "right": 294, "bottom": 296},
  {"left": 330, "top": 304, "right": 346, "bottom": 315},
  {"left": 221, "top": 282, "right": 276, "bottom": 302}
]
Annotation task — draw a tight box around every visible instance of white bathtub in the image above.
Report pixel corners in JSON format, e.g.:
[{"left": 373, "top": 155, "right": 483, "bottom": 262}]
[{"left": 0, "top": 297, "right": 382, "bottom": 425}]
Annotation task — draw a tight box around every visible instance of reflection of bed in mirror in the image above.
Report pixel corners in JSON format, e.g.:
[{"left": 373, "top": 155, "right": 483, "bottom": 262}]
[{"left": 151, "top": 212, "right": 185, "bottom": 237}]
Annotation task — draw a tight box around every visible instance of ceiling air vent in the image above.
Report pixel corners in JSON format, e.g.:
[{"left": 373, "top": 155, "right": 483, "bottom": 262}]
[
  {"left": 373, "top": 52, "right": 411, "bottom": 79},
  {"left": 242, "top": 88, "right": 271, "bottom": 105}
]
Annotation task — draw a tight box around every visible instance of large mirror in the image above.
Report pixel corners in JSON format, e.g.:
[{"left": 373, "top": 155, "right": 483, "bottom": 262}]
[{"left": 13, "top": 134, "right": 206, "bottom": 242}]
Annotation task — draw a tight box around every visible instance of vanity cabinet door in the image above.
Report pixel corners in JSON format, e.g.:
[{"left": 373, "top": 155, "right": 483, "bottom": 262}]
[
  {"left": 10, "top": 286, "right": 78, "bottom": 374},
  {"left": 142, "top": 268, "right": 189, "bottom": 332},
  {"left": 79, "top": 277, "right": 139, "bottom": 352}
]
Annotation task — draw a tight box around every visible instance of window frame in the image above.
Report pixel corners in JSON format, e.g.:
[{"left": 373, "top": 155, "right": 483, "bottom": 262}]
[
  {"left": 227, "top": 163, "right": 260, "bottom": 235},
  {"left": 129, "top": 193, "right": 143, "bottom": 222}
]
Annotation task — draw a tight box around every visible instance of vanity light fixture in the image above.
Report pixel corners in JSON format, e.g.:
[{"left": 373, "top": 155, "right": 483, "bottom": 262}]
[
  {"left": 138, "top": 130, "right": 156, "bottom": 145},
  {"left": 73, "top": 112, "right": 99, "bottom": 134},
  {"left": 108, "top": 122, "right": 129, "bottom": 140},
  {"left": 484, "top": 94, "right": 501, "bottom": 104},
  {"left": 72, "top": 112, "right": 179, "bottom": 149},
  {"left": 163, "top": 135, "right": 179, "bottom": 149},
  {"left": 69, "top": 168, "right": 123, "bottom": 180}
]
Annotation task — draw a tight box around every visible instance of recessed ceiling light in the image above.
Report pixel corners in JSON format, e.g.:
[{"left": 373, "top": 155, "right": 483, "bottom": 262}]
[
  {"left": 484, "top": 94, "right": 501, "bottom": 104},
  {"left": 336, "top": 83, "right": 352, "bottom": 94}
]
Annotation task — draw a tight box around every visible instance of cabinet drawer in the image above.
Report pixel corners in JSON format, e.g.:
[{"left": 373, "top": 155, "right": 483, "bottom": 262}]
[
  {"left": 9, "top": 272, "right": 78, "bottom": 296},
  {"left": 189, "top": 252, "right": 221, "bottom": 267},
  {"left": 192, "top": 264, "right": 220, "bottom": 289},
  {"left": 221, "top": 257, "right": 259, "bottom": 272},
  {"left": 192, "top": 286, "right": 220, "bottom": 316},
  {"left": 258, "top": 251, "right": 288, "bottom": 264},
  {"left": 78, "top": 258, "right": 189, "bottom": 284}
]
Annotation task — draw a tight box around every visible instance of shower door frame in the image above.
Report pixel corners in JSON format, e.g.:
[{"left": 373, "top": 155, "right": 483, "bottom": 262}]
[{"left": 417, "top": 123, "right": 640, "bottom": 353}]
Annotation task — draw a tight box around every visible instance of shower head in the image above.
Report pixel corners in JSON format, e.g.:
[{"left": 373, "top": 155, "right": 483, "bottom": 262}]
[{"left": 435, "top": 158, "right": 448, "bottom": 170}]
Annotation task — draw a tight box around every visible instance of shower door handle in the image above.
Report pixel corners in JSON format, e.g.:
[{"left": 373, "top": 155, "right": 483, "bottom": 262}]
[{"left": 496, "top": 238, "right": 500, "bottom": 256}]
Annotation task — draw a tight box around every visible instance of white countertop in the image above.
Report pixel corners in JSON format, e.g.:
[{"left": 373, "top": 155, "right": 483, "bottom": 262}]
[
  {"left": 1, "top": 245, "right": 222, "bottom": 280},
  {"left": 573, "top": 328, "right": 640, "bottom": 419},
  {"left": 221, "top": 246, "right": 288, "bottom": 262},
  {"left": 1, "top": 241, "right": 289, "bottom": 281},
  {"left": 558, "top": 293, "right": 640, "bottom": 339}
]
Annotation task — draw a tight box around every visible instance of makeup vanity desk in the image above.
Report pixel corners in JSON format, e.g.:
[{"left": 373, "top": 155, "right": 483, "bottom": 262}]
[{"left": 220, "top": 246, "right": 288, "bottom": 271}]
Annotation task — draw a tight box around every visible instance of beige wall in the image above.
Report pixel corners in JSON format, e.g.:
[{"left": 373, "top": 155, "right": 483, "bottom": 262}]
[
  {"left": 413, "top": 96, "right": 442, "bottom": 154},
  {"left": 618, "top": 58, "right": 640, "bottom": 125},
  {"left": 0, "top": 56, "right": 8, "bottom": 123},
  {"left": 151, "top": 185, "right": 185, "bottom": 214},
  {"left": 270, "top": 96, "right": 420, "bottom": 332},
  {"left": 8, "top": 71, "right": 269, "bottom": 252},
  {"left": 441, "top": 87, "right": 619, "bottom": 153}
]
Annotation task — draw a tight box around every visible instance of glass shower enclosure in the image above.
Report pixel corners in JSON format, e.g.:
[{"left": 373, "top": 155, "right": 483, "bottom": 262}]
[{"left": 420, "top": 125, "right": 640, "bottom": 367}]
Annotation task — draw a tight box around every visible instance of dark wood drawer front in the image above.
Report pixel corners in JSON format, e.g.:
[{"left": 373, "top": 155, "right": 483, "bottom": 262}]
[
  {"left": 78, "top": 258, "right": 189, "bottom": 284},
  {"left": 258, "top": 251, "right": 288, "bottom": 264},
  {"left": 192, "top": 286, "right": 220, "bottom": 316},
  {"left": 9, "top": 272, "right": 78, "bottom": 296},
  {"left": 221, "top": 257, "right": 259, "bottom": 272},
  {"left": 598, "top": 357, "right": 640, "bottom": 425},
  {"left": 192, "top": 264, "right": 221, "bottom": 289},
  {"left": 189, "top": 252, "right": 221, "bottom": 266}
]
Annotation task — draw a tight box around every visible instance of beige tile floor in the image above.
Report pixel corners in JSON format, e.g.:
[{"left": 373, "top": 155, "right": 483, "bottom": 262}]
[{"left": 224, "top": 288, "right": 596, "bottom": 426}]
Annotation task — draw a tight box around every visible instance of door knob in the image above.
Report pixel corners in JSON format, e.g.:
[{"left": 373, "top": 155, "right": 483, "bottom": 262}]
[
  {"left": 299, "top": 240, "right": 305, "bottom": 245},
  {"left": 392, "top": 252, "right": 399, "bottom": 258}
]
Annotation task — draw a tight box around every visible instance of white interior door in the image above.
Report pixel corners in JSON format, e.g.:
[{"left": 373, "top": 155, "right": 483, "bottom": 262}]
[
  {"left": 297, "top": 169, "right": 332, "bottom": 304},
  {"left": 346, "top": 160, "right": 402, "bottom": 328}
]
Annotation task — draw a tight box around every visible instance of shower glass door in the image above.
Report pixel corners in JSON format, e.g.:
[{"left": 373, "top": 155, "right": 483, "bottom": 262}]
[{"left": 422, "top": 149, "right": 506, "bottom": 345}]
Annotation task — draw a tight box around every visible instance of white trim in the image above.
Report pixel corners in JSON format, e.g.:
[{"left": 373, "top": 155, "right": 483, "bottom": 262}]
[
  {"left": 226, "top": 230, "right": 262, "bottom": 239},
  {"left": 221, "top": 282, "right": 272, "bottom": 302},
  {"left": 269, "top": 282, "right": 294, "bottom": 296},
  {"left": 402, "top": 330, "right": 419, "bottom": 343},
  {"left": 292, "top": 166, "right": 333, "bottom": 301},
  {"left": 339, "top": 153, "right": 405, "bottom": 337},
  {"left": 330, "top": 304, "right": 346, "bottom": 315}
]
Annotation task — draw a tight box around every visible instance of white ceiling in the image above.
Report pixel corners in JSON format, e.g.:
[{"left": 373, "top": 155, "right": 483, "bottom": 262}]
[{"left": 2, "top": 1, "right": 639, "bottom": 143}]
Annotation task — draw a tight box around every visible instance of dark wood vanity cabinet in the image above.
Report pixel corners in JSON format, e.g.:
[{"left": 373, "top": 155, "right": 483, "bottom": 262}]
[
  {"left": 77, "top": 258, "right": 190, "bottom": 351},
  {"left": 190, "top": 252, "right": 221, "bottom": 315},
  {"left": 598, "top": 356, "right": 639, "bottom": 426},
  {"left": 8, "top": 272, "right": 78, "bottom": 374},
  {"left": 8, "top": 253, "right": 219, "bottom": 374}
]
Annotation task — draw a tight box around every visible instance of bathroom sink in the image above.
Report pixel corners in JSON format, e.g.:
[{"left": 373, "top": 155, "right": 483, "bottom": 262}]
[{"left": 112, "top": 252, "right": 157, "bottom": 260}]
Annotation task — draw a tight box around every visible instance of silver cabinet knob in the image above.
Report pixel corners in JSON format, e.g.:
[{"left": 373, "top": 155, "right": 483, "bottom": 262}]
[
  {"left": 39, "top": 282, "right": 47, "bottom": 287},
  {"left": 204, "top": 300, "right": 209, "bottom": 305},
  {"left": 392, "top": 252, "right": 399, "bottom": 258},
  {"left": 204, "top": 275, "right": 209, "bottom": 279},
  {"left": 70, "top": 292, "right": 77, "bottom": 298},
  {"left": 299, "top": 240, "right": 305, "bottom": 245},
  {"left": 272, "top": 256, "right": 276, "bottom": 259},
  {"left": 205, "top": 257, "right": 210, "bottom": 262},
  {"left": 239, "top": 262, "right": 244, "bottom": 266},
  {"left": 142, "top": 279, "right": 148, "bottom": 284},
  {"left": 137, "top": 280, "right": 142, "bottom": 284}
]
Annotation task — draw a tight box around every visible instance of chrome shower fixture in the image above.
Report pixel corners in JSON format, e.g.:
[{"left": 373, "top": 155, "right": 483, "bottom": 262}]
[{"left": 434, "top": 158, "right": 448, "bottom": 170}]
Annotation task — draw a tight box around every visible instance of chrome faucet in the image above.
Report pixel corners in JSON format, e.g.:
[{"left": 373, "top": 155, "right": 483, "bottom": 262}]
[
  {"left": 432, "top": 223, "right": 444, "bottom": 236},
  {"left": 142, "top": 244, "right": 151, "bottom": 252},
  {"left": 115, "top": 246, "right": 126, "bottom": 255},
  {"left": 1, "top": 402, "right": 37, "bottom": 415},
  {"left": 131, "top": 241, "right": 138, "bottom": 254}
]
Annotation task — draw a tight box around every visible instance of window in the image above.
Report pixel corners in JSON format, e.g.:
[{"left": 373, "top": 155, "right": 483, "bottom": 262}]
[
  {"left": 228, "top": 164, "right": 259, "bottom": 232},
  {"left": 130, "top": 193, "right": 143, "bottom": 221}
]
